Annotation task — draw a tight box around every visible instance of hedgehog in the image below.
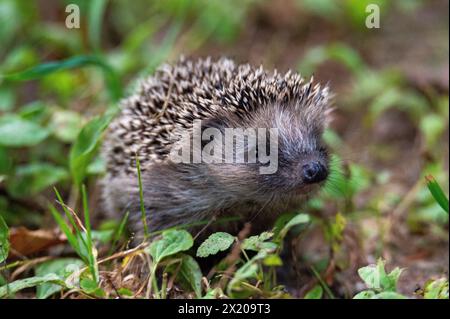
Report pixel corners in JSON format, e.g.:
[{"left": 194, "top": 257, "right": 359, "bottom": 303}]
[{"left": 102, "top": 57, "right": 332, "bottom": 239}]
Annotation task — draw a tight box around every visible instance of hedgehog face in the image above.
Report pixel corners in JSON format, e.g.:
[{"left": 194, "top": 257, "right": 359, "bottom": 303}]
[
  {"left": 259, "top": 102, "right": 330, "bottom": 195},
  {"left": 195, "top": 102, "right": 330, "bottom": 200}
]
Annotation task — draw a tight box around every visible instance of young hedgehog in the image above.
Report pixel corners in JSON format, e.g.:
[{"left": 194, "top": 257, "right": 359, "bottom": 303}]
[{"left": 102, "top": 57, "right": 332, "bottom": 239}]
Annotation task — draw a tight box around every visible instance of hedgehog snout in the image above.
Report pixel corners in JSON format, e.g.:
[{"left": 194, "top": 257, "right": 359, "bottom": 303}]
[{"left": 302, "top": 160, "right": 328, "bottom": 184}]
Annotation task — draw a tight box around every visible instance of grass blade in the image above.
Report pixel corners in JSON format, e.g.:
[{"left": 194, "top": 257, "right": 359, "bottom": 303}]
[
  {"left": 54, "top": 188, "right": 83, "bottom": 238},
  {"left": 81, "top": 184, "right": 93, "bottom": 248},
  {"left": 426, "top": 175, "right": 449, "bottom": 214},
  {"left": 0, "top": 215, "right": 10, "bottom": 264},
  {"left": 109, "top": 211, "right": 130, "bottom": 255},
  {"left": 53, "top": 188, "right": 90, "bottom": 261},
  {"left": 81, "top": 184, "right": 99, "bottom": 283},
  {"left": 49, "top": 205, "right": 81, "bottom": 256},
  {"left": 1, "top": 55, "right": 122, "bottom": 101},
  {"left": 88, "top": 0, "right": 107, "bottom": 53}
]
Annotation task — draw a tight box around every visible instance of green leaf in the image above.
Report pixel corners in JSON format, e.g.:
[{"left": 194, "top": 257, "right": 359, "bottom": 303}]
[
  {"left": 358, "top": 263, "right": 382, "bottom": 290},
  {"left": 322, "top": 128, "right": 343, "bottom": 150},
  {"left": 325, "top": 212, "right": 347, "bottom": 253},
  {"left": 304, "top": 285, "right": 323, "bottom": 299},
  {"left": 0, "top": 86, "right": 15, "bottom": 112},
  {"left": 80, "top": 278, "right": 105, "bottom": 297},
  {"left": 174, "top": 254, "right": 203, "bottom": 298},
  {"left": 69, "top": 110, "right": 116, "bottom": 187},
  {"left": 0, "top": 115, "right": 49, "bottom": 147},
  {"left": 276, "top": 213, "right": 310, "bottom": 241},
  {"left": 326, "top": 43, "right": 366, "bottom": 74},
  {"left": 0, "top": 274, "right": 64, "bottom": 298},
  {"left": 371, "top": 291, "right": 407, "bottom": 299},
  {"left": 0, "top": 147, "right": 13, "bottom": 175},
  {"left": 228, "top": 251, "right": 267, "bottom": 295},
  {"left": 19, "top": 101, "right": 49, "bottom": 122},
  {"left": 298, "top": 43, "right": 366, "bottom": 77},
  {"left": 420, "top": 114, "right": 446, "bottom": 148},
  {"left": 80, "top": 278, "right": 97, "bottom": 291},
  {"left": 117, "top": 288, "right": 133, "bottom": 297},
  {"left": 343, "top": 0, "right": 389, "bottom": 29},
  {"left": 360, "top": 261, "right": 385, "bottom": 290},
  {"left": 426, "top": 175, "right": 449, "bottom": 214},
  {"left": 0, "top": 215, "right": 9, "bottom": 263},
  {"left": 196, "top": 232, "right": 235, "bottom": 258},
  {"left": 202, "top": 287, "right": 225, "bottom": 299},
  {"left": 242, "top": 232, "right": 277, "bottom": 252},
  {"left": 299, "top": 0, "right": 340, "bottom": 18},
  {"left": 369, "top": 88, "right": 427, "bottom": 122},
  {"left": 50, "top": 110, "right": 85, "bottom": 143},
  {"left": 263, "top": 254, "right": 283, "bottom": 267},
  {"left": 35, "top": 258, "right": 84, "bottom": 299},
  {"left": 357, "top": 259, "right": 403, "bottom": 292},
  {"left": 424, "top": 278, "right": 449, "bottom": 299},
  {"left": 147, "top": 229, "right": 193, "bottom": 263},
  {"left": 384, "top": 266, "right": 403, "bottom": 291},
  {"left": 86, "top": 156, "right": 106, "bottom": 175},
  {"left": 348, "top": 163, "right": 371, "bottom": 196},
  {"left": 353, "top": 290, "right": 376, "bottom": 299},
  {"left": 91, "top": 229, "right": 114, "bottom": 244},
  {"left": 7, "top": 163, "right": 68, "bottom": 197}
]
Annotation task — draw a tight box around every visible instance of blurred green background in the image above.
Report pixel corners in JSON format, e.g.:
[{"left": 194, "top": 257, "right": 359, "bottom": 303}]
[{"left": 0, "top": 0, "right": 448, "bottom": 296}]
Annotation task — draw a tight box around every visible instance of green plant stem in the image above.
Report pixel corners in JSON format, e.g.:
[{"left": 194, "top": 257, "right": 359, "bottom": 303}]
[
  {"left": 310, "top": 266, "right": 335, "bottom": 299},
  {"left": 81, "top": 184, "right": 99, "bottom": 283},
  {"left": 147, "top": 264, "right": 160, "bottom": 299}
]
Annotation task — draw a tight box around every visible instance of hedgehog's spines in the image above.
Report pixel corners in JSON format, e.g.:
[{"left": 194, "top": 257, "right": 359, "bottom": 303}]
[{"left": 104, "top": 57, "right": 330, "bottom": 176}]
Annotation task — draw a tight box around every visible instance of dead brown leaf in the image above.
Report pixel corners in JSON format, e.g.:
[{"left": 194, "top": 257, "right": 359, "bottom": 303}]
[{"left": 9, "top": 227, "right": 66, "bottom": 258}]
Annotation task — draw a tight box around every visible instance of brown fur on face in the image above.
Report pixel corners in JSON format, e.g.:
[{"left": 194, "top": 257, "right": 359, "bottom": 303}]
[{"left": 101, "top": 57, "right": 332, "bottom": 238}]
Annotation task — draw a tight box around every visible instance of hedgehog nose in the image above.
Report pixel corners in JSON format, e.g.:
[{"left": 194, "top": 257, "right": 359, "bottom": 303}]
[{"left": 302, "top": 161, "right": 328, "bottom": 184}]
